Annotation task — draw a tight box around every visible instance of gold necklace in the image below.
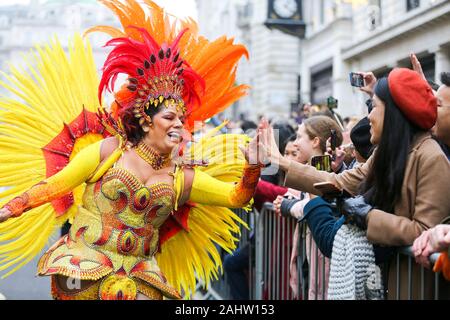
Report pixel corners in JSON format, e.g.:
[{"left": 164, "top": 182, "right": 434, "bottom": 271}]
[{"left": 134, "top": 141, "right": 171, "bottom": 170}]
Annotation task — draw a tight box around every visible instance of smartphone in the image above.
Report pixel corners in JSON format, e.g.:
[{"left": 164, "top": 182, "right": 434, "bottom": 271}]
[
  {"left": 313, "top": 182, "right": 342, "bottom": 197},
  {"left": 310, "top": 155, "right": 332, "bottom": 172},
  {"left": 349, "top": 72, "right": 364, "bottom": 87},
  {"left": 330, "top": 129, "right": 337, "bottom": 152}
]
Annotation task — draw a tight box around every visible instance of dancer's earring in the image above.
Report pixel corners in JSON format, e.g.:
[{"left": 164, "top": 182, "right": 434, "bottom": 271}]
[{"left": 140, "top": 118, "right": 152, "bottom": 133}]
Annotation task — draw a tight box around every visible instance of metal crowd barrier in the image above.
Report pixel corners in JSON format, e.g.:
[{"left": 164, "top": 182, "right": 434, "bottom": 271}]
[
  {"left": 390, "top": 246, "right": 444, "bottom": 300},
  {"left": 207, "top": 202, "right": 448, "bottom": 300},
  {"left": 254, "top": 203, "right": 297, "bottom": 300},
  {"left": 207, "top": 208, "right": 254, "bottom": 300},
  {"left": 295, "top": 218, "right": 328, "bottom": 300},
  {"left": 255, "top": 202, "right": 448, "bottom": 300}
]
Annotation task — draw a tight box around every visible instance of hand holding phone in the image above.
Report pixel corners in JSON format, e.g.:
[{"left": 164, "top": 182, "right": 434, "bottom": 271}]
[
  {"left": 330, "top": 129, "right": 337, "bottom": 152},
  {"left": 357, "top": 72, "right": 377, "bottom": 98},
  {"left": 310, "top": 155, "right": 332, "bottom": 172},
  {"left": 349, "top": 72, "right": 365, "bottom": 87}
]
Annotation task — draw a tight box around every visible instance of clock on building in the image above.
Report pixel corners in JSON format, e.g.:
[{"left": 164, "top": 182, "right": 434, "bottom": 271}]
[
  {"left": 265, "top": 0, "right": 306, "bottom": 38},
  {"left": 273, "top": 0, "right": 298, "bottom": 19}
]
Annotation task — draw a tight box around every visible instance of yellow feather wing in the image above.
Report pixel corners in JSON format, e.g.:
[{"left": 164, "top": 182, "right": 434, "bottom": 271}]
[
  {"left": 0, "top": 34, "right": 103, "bottom": 278},
  {"left": 156, "top": 133, "right": 251, "bottom": 298}
]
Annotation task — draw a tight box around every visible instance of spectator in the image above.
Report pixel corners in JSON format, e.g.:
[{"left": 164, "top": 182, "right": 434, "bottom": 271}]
[
  {"left": 223, "top": 135, "right": 299, "bottom": 300},
  {"left": 342, "top": 116, "right": 363, "bottom": 146},
  {"left": 413, "top": 224, "right": 450, "bottom": 270},
  {"left": 222, "top": 242, "right": 252, "bottom": 300},
  {"left": 261, "top": 68, "right": 450, "bottom": 299},
  {"left": 342, "top": 142, "right": 356, "bottom": 167},
  {"left": 433, "top": 72, "right": 450, "bottom": 160},
  {"left": 411, "top": 71, "right": 450, "bottom": 282},
  {"left": 279, "top": 116, "right": 372, "bottom": 257},
  {"left": 283, "top": 134, "right": 301, "bottom": 163},
  {"left": 277, "top": 116, "right": 371, "bottom": 299},
  {"left": 302, "top": 103, "right": 313, "bottom": 118},
  {"left": 273, "top": 115, "right": 343, "bottom": 300},
  {"left": 241, "top": 119, "right": 257, "bottom": 133},
  {"left": 348, "top": 117, "right": 373, "bottom": 169},
  {"left": 411, "top": 55, "right": 450, "bottom": 159}
]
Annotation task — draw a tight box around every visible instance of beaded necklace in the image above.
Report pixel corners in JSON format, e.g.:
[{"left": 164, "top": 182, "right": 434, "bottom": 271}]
[{"left": 134, "top": 141, "right": 171, "bottom": 170}]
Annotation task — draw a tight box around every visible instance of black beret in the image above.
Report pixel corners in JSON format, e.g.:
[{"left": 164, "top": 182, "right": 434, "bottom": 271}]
[{"left": 350, "top": 117, "right": 373, "bottom": 160}]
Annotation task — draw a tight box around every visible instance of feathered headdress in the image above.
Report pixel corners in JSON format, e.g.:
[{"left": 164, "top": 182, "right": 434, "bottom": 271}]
[
  {"left": 87, "top": 0, "right": 250, "bottom": 132},
  {"left": 99, "top": 26, "right": 204, "bottom": 127}
]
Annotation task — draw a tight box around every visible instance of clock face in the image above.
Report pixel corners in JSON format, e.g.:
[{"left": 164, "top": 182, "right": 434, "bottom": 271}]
[{"left": 273, "top": 0, "right": 298, "bottom": 19}]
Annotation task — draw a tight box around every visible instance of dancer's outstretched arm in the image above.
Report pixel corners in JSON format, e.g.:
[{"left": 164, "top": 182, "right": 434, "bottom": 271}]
[{"left": 1, "top": 140, "right": 104, "bottom": 219}]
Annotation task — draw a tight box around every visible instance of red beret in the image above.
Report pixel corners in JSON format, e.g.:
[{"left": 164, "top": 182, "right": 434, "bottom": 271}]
[{"left": 388, "top": 68, "right": 437, "bottom": 130}]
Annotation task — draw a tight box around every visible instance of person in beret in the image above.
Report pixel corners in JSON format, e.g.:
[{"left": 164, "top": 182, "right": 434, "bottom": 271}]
[
  {"left": 259, "top": 67, "right": 450, "bottom": 299},
  {"left": 348, "top": 117, "right": 373, "bottom": 168}
]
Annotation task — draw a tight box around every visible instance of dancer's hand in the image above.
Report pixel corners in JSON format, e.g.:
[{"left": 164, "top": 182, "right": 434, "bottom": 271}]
[{"left": 0, "top": 207, "right": 12, "bottom": 223}]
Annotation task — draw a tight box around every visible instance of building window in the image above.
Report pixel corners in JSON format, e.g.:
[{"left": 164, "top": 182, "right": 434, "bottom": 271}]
[
  {"left": 406, "top": 0, "right": 420, "bottom": 11},
  {"left": 367, "top": 0, "right": 382, "bottom": 30}
]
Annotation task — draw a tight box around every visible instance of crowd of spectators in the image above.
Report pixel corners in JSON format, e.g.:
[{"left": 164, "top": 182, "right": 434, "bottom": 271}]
[{"left": 222, "top": 54, "right": 450, "bottom": 300}]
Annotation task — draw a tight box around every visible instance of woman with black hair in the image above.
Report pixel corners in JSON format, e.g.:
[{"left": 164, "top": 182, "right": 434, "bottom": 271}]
[{"left": 260, "top": 68, "right": 450, "bottom": 299}]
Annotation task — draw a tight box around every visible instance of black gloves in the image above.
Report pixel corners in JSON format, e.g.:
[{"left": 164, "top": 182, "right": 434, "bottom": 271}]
[
  {"left": 341, "top": 195, "right": 372, "bottom": 230},
  {"left": 280, "top": 198, "right": 301, "bottom": 218}
]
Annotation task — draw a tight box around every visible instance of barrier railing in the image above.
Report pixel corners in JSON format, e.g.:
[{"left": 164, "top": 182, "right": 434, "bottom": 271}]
[
  {"left": 208, "top": 202, "right": 448, "bottom": 300},
  {"left": 207, "top": 208, "right": 254, "bottom": 300},
  {"left": 255, "top": 202, "right": 448, "bottom": 300},
  {"left": 391, "top": 246, "right": 443, "bottom": 300},
  {"left": 254, "top": 203, "right": 297, "bottom": 300}
]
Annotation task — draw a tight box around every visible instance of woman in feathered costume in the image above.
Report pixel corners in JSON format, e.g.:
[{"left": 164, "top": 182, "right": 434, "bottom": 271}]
[{"left": 0, "top": 0, "right": 262, "bottom": 300}]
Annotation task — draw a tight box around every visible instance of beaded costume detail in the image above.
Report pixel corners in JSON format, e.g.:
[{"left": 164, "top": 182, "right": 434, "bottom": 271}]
[
  {"left": 0, "top": 0, "right": 256, "bottom": 299},
  {"left": 134, "top": 141, "right": 171, "bottom": 171},
  {"left": 38, "top": 166, "right": 181, "bottom": 299}
]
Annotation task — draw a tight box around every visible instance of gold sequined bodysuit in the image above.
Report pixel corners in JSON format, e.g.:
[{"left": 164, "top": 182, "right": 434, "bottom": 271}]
[
  {"left": 38, "top": 166, "right": 181, "bottom": 300},
  {"left": 3, "top": 137, "right": 261, "bottom": 300}
]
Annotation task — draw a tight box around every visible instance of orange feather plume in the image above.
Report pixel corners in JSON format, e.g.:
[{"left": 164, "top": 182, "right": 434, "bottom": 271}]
[{"left": 85, "top": 0, "right": 249, "bottom": 132}]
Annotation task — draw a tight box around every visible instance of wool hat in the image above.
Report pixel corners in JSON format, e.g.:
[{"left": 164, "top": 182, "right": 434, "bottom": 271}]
[
  {"left": 387, "top": 68, "right": 437, "bottom": 130},
  {"left": 350, "top": 117, "right": 373, "bottom": 160}
]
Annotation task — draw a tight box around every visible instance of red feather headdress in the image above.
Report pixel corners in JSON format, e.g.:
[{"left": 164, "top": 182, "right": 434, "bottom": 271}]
[
  {"left": 99, "top": 27, "right": 204, "bottom": 126},
  {"left": 88, "top": 0, "right": 249, "bottom": 132}
]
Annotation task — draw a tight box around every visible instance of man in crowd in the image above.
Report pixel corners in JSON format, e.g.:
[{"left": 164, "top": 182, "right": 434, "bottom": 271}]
[
  {"left": 434, "top": 72, "right": 450, "bottom": 159},
  {"left": 413, "top": 72, "right": 450, "bottom": 269}
]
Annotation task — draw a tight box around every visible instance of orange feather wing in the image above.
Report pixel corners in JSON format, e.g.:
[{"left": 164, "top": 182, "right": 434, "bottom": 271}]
[{"left": 86, "top": 0, "right": 249, "bottom": 132}]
